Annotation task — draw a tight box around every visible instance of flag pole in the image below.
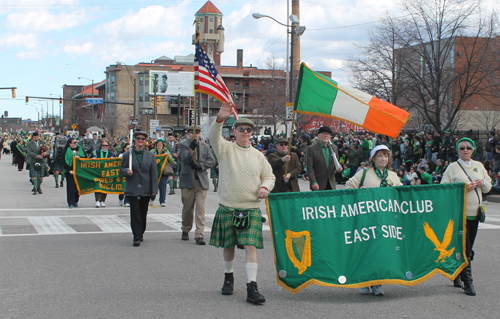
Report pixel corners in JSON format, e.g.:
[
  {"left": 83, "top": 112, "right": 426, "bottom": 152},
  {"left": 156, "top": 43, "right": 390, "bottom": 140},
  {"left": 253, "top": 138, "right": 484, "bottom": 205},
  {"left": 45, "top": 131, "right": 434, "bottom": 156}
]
[
  {"left": 193, "top": 18, "right": 202, "bottom": 162},
  {"left": 129, "top": 129, "right": 133, "bottom": 172},
  {"left": 284, "top": 111, "right": 297, "bottom": 175}
]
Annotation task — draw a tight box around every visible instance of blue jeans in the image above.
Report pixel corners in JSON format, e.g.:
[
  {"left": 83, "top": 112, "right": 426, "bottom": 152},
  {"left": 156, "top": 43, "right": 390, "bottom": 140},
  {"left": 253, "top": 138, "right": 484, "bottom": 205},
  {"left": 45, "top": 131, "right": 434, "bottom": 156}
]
[
  {"left": 485, "top": 152, "right": 493, "bottom": 162},
  {"left": 158, "top": 175, "right": 168, "bottom": 204},
  {"left": 426, "top": 149, "right": 433, "bottom": 162},
  {"left": 393, "top": 159, "right": 401, "bottom": 171}
]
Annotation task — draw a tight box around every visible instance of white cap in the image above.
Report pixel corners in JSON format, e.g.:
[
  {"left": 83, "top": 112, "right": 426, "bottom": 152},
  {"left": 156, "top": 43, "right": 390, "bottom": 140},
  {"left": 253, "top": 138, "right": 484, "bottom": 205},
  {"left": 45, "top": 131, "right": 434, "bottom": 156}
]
[{"left": 370, "top": 145, "right": 390, "bottom": 159}]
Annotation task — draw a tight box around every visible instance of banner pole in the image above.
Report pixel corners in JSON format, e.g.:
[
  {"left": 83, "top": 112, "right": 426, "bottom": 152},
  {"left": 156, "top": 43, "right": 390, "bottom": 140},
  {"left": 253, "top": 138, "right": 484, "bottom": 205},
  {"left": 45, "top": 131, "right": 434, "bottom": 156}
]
[
  {"left": 285, "top": 111, "right": 297, "bottom": 175},
  {"left": 129, "top": 129, "right": 133, "bottom": 172}
]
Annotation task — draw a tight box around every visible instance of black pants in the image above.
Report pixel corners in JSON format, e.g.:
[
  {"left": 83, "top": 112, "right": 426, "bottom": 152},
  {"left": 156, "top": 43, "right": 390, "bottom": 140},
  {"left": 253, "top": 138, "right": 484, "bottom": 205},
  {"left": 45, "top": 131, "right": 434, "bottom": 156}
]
[
  {"left": 65, "top": 172, "right": 79, "bottom": 206},
  {"left": 129, "top": 196, "right": 151, "bottom": 241},
  {"left": 16, "top": 155, "right": 25, "bottom": 171},
  {"left": 466, "top": 219, "right": 479, "bottom": 261}
]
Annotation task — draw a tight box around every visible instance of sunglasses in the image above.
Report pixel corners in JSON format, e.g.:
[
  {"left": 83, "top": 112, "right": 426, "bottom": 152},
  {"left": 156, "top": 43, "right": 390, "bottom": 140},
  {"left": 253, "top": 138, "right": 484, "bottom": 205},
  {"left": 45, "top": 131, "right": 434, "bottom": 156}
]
[
  {"left": 459, "top": 147, "right": 473, "bottom": 151},
  {"left": 237, "top": 127, "right": 253, "bottom": 133},
  {"left": 135, "top": 137, "right": 146, "bottom": 140},
  {"left": 278, "top": 143, "right": 288, "bottom": 147},
  {"left": 101, "top": 144, "right": 109, "bottom": 147}
]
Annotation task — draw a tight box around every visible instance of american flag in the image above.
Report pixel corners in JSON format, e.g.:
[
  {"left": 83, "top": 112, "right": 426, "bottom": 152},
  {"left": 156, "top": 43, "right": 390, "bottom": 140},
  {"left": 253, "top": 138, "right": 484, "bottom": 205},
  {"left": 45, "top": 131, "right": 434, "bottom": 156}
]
[{"left": 195, "top": 41, "right": 238, "bottom": 119}]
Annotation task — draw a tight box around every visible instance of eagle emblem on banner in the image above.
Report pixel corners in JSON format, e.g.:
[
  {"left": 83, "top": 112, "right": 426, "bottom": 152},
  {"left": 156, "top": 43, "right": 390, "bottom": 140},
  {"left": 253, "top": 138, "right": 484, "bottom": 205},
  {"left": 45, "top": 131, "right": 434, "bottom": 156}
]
[{"left": 423, "top": 220, "right": 455, "bottom": 263}]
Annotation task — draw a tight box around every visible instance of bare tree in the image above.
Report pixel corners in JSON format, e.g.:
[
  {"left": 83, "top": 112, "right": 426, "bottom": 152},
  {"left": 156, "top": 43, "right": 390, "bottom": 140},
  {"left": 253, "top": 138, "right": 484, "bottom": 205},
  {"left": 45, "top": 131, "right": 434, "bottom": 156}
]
[
  {"left": 348, "top": 0, "right": 500, "bottom": 133},
  {"left": 252, "top": 54, "right": 288, "bottom": 134}
]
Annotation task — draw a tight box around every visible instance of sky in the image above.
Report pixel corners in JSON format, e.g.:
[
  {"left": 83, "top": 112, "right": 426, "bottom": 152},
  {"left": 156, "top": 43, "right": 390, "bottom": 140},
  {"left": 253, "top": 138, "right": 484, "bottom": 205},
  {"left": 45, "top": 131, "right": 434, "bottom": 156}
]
[{"left": 0, "top": 0, "right": 497, "bottom": 121}]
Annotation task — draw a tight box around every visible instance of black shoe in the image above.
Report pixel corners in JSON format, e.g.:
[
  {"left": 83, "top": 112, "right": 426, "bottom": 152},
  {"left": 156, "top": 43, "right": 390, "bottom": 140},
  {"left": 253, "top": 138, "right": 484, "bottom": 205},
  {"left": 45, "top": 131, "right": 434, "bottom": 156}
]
[
  {"left": 463, "top": 281, "right": 476, "bottom": 296},
  {"left": 37, "top": 188, "right": 43, "bottom": 195},
  {"left": 169, "top": 190, "right": 175, "bottom": 195},
  {"left": 133, "top": 240, "right": 141, "bottom": 247},
  {"left": 221, "top": 273, "right": 234, "bottom": 295},
  {"left": 60, "top": 181, "right": 64, "bottom": 187},
  {"left": 214, "top": 187, "right": 218, "bottom": 192},
  {"left": 55, "top": 184, "right": 59, "bottom": 188},
  {"left": 453, "top": 277, "right": 463, "bottom": 288},
  {"left": 246, "top": 281, "right": 265, "bottom": 304},
  {"left": 195, "top": 238, "right": 206, "bottom": 245},
  {"left": 181, "top": 232, "right": 189, "bottom": 241},
  {"left": 32, "top": 190, "right": 37, "bottom": 195}
]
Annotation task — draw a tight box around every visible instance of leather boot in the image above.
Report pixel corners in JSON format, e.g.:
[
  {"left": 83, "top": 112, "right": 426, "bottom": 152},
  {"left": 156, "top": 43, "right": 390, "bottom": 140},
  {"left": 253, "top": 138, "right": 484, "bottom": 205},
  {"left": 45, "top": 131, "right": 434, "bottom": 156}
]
[
  {"left": 453, "top": 276, "right": 463, "bottom": 288},
  {"left": 221, "top": 273, "right": 234, "bottom": 295},
  {"left": 460, "top": 264, "right": 476, "bottom": 296},
  {"left": 246, "top": 281, "right": 265, "bottom": 304}
]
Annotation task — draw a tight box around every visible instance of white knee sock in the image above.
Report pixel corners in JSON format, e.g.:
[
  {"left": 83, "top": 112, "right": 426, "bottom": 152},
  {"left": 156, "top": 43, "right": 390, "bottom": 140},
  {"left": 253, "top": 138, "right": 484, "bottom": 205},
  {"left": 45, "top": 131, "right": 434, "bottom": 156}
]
[
  {"left": 224, "top": 259, "right": 234, "bottom": 273},
  {"left": 245, "top": 262, "right": 258, "bottom": 283}
]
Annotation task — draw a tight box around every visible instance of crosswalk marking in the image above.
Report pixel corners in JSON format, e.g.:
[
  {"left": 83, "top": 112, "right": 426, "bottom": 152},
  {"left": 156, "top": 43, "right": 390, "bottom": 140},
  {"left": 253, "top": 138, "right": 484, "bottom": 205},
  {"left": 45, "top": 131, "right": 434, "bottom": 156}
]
[
  {"left": 87, "top": 215, "right": 130, "bottom": 233},
  {"left": 1, "top": 214, "right": 497, "bottom": 237},
  {"left": 28, "top": 216, "right": 77, "bottom": 234}
]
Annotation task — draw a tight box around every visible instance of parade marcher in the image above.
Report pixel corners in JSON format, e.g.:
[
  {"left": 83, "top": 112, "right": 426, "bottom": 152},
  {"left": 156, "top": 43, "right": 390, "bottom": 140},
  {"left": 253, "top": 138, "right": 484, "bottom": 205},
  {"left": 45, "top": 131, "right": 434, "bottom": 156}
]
[
  {"left": 208, "top": 104, "right": 275, "bottom": 305},
  {"left": 26, "top": 132, "right": 48, "bottom": 195},
  {"left": 209, "top": 141, "right": 219, "bottom": 192},
  {"left": 150, "top": 139, "right": 175, "bottom": 207},
  {"left": 179, "top": 126, "right": 215, "bottom": 245},
  {"left": 268, "top": 137, "right": 301, "bottom": 193},
  {"left": 52, "top": 132, "right": 65, "bottom": 188},
  {"left": 92, "top": 141, "right": 116, "bottom": 207},
  {"left": 344, "top": 143, "right": 362, "bottom": 178},
  {"left": 91, "top": 133, "right": 101, "bottom": 152},
  {"left": 345, "top": 145, "right": 403, "bottom": 296},
  {"left": 442, "top": 129, "right": 454, "bottom": 162},
  {"left": 165, "top": 133, "right": 180, "bottom": 194},
  {"left": 62, "top": 138, "right": 85, "bottom": 208},
  {"left": 120, "top": 131, "right": 158, "bottom": 247},
  {"left": 118, "top": 143, "right": 131, "bottom": 207},
  {"left": 306, "top": 126, "right": 342, "bottom": 191},
  {"left": 441, "top": 138, "right": 491, "bottom": 296},
  {"left": 11, "top": 138, "right": 26, "bottom": 171}
]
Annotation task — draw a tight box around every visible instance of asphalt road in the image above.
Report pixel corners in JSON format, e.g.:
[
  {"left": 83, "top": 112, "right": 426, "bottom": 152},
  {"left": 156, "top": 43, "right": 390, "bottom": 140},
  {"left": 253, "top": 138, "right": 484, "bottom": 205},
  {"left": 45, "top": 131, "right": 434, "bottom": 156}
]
[{"left": 1, "top": 154, "right": 500, "bottom": 318}]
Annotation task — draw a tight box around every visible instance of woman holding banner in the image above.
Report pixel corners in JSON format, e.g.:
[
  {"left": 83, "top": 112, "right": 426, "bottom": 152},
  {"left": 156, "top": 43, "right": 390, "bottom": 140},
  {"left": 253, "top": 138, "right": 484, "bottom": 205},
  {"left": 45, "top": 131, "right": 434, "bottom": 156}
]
[
  {"left": 345, "top": 145, "right": 402, "bottom": 296},
  {"left": 92, "top": 141, "right": 116, "bottom": 208},
  {"left": 441, "top": 138, "right": 491, "bottom": 296},
  {"left": 62, "top": 138, "right": 85, "bottom": 208},
  {"left": 150, "top": 139, "right": 175, "bottom": 207}
]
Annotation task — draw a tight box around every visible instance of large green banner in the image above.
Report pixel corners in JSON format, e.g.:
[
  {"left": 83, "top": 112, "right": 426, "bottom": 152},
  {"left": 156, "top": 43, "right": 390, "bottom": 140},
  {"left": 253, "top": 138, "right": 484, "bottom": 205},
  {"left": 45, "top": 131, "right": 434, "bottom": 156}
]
[
  {"left": 73, "top": 155, "right": 168, "bottom": 195},
  {"left": 266, "top": 183, "right": 468, "bottom": 293}
]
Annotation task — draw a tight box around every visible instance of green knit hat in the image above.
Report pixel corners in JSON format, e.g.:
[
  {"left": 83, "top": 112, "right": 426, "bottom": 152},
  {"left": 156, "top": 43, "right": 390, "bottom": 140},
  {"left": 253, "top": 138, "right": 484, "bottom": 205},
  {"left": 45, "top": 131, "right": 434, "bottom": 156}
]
[{"left": 456, "top": 137, "right": 476, "bottom": 156}]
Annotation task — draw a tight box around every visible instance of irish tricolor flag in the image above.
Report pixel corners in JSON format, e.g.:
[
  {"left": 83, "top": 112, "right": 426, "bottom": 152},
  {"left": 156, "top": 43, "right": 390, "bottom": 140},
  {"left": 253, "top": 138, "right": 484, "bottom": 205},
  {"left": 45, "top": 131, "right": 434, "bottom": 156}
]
[{"left": 294, "top": 63, "right": 410, "bottom": 138}]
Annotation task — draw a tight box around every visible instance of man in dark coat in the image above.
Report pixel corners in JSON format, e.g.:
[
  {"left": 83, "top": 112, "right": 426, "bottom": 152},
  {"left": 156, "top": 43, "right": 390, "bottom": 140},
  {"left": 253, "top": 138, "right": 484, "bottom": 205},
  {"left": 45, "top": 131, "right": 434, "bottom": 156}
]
[
  {"left": 179, "top": 126, "right": 215, "bottom": 245},
  {"left": 268, "top": 138, "right": 301, "bottom": 193},
  {"left": 120, "top": 131, "right": 158, "bottom": 247},
  {"left": 306, "top": 126, "right": 342, "bottom": 191}
]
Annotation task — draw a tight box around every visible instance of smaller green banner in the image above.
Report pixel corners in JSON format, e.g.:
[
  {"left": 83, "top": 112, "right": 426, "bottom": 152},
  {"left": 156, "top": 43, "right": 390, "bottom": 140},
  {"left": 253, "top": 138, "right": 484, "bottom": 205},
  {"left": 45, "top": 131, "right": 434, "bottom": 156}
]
[{"left": 73, "top": 154, "right": 168, "bottom": 195}]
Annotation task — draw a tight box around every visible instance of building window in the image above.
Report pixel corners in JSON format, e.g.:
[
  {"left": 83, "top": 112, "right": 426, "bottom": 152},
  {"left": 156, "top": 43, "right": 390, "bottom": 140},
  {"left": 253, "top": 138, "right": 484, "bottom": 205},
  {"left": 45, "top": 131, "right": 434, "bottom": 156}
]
[
  {"left": 208, "top": 44, "right": 213, "bottom": 52},
  {"left": 235, "top": 79, "right": 240, "bottom": 86},
  {"left": 111, "top": 92, "right": 115, "bottom": 101},
  {"left": 210, "top": 17, "right": 213, "bottom": 22},
  {"left": 139, "top": 76, "right": 143, "bottom": 85},
  {"left": 111, "top": 76, "right": 115, "bottom": 84},
  {"left": 209, "top": 29, "right": 213, "bottom": 34},
  {"left": 139, "top": 92, "right": 143, "bottom": 102},
  {"left": 243, "top": 79, "right": 249, "bottom": 87},
  {"left": 234, "top": 95, "right": 240, "bottom": 102}
]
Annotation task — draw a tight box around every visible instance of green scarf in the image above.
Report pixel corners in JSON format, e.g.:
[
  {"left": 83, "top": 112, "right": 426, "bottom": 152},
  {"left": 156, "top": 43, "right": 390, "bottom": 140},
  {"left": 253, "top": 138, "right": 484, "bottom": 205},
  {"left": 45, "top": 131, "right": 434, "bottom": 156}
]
[{"left": 374, "top": 167, "right": 389, "bottom": 187}]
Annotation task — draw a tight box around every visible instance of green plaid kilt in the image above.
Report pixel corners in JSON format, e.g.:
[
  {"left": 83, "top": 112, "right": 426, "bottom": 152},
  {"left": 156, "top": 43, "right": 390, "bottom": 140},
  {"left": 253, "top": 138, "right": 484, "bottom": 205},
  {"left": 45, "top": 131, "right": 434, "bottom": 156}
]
[
  {"left": 209, "top": 205, "right": 263, "bottom": 249},
  {"left": 210, "top": 166, "right": 219, "bottom": 179},
  {"left": 53, "top": 159, "right": 64, "bottom": 172},
  {"left": 29, "top": 162, "right": 48, "bottom": 178}
]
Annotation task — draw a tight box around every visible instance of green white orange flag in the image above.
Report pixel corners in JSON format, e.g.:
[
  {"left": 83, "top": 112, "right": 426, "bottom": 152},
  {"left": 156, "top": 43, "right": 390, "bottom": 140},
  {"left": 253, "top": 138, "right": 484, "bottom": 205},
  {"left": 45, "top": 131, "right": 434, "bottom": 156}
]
[{"left": 294, "top": 63, "right": 410, "bottom": 138}]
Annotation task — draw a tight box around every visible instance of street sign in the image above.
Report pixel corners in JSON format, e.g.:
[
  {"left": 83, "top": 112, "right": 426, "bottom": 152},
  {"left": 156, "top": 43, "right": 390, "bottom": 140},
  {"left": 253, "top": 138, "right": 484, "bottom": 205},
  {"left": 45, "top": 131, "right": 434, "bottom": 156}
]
[
  {"left": 155, "top": 127, "right": 161, "bottom": 132},
  {"left": 165, "top": 95, "right": 171, "bottom": 101},
  {"left": 150, "top": 119, "right": 159, "bottom": 127},
  {"left": 86, "top": 98, "right": 103, "bottom": 104},
  {"left": 131, "top": 119, "right": 139, "bottom": 125},
  {"left": 286, "top": 103, "right": 294, "bottom": 121},
  {"left": 71, "top": 124, "right": 77, "bottom": 130},
  {"left": 188, "top": 109, "right": 195, "bottom": 126}
]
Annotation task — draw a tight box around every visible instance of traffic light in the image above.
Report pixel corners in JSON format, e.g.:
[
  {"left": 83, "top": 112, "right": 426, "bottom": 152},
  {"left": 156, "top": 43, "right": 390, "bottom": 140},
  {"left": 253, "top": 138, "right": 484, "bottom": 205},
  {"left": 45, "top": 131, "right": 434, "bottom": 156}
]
[
  {"left": 25, "top": 96, "right": 29, "bottom": 105},
  {"left": 59, "top": 97, "right": 63, "bottom": 106},
  {"left": 12, "top": 88, "right": 16, "bottom": 98},
  {"left": 156, "top": 96, "right": 161, "bottom": 107},
  {"left": 151, "top": 97, "right": 155, "bottom": 108}
]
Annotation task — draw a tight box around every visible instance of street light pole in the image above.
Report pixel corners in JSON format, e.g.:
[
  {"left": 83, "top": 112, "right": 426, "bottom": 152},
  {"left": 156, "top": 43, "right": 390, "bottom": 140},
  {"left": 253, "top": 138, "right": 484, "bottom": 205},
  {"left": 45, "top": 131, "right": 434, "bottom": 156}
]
[{"left": 289, "top": 23, "right": 296, "bottom": 103}]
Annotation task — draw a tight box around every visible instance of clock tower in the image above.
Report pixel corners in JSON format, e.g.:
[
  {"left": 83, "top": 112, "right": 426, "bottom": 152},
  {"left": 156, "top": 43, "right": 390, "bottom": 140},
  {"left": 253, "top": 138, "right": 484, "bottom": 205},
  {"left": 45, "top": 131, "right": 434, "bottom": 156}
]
[{"left": 193, "top": 1, "right": 225, "bottom": 66}]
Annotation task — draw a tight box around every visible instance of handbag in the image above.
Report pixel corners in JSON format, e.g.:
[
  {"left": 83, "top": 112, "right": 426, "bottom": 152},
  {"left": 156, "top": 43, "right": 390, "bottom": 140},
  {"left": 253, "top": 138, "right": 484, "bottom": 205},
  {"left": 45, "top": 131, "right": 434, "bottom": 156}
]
[
  {"left": 457, "top": 162, "right": 486, "bottom": 223},
  {"left": 162, "top": 163, "right": 174, "bottom": 176}
]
